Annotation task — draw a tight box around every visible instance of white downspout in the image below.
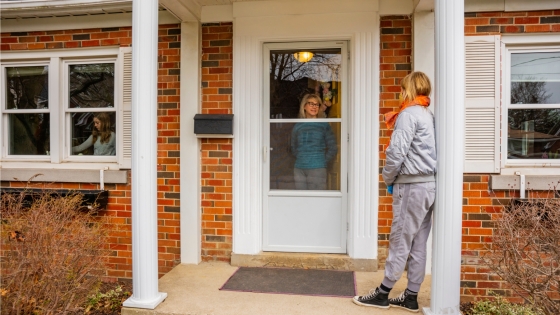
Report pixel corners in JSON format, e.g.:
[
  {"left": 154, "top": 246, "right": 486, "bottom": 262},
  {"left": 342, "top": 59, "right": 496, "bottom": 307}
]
[
  {"left": 516, "top": 172, "right": 526, "bottom": 198},
  {"left": 123, "top": 0, "right": 167, "bottom": 309},
  {"left": 99, "top": 169, "right": 105, "bottom": 191}
]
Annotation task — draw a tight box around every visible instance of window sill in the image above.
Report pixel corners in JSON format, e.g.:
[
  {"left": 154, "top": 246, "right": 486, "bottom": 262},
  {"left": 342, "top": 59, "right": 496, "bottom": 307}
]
[
  {"left": 490, "top": 175, "right": 560, "bottom": 191},
  {"left": 0, "top": 168, "right": 128, "bottom": 184}
]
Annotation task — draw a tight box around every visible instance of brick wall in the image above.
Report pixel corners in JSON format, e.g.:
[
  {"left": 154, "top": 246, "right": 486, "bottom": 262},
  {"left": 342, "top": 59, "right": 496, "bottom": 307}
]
[
  {"left": 465, "top": 10, "right": 560, "bottom": 35},
  {"left": 0, "top": 24, "right": 182, "bottom": 279},
  {"left": 461, "top": 10, "right": 560, "bottom": 301},
  {"left": 200, "top": 22, "right": 233, "bottom": 262},
  {"left": 378, "top": 15, "right": 413, "bottom": 269}
]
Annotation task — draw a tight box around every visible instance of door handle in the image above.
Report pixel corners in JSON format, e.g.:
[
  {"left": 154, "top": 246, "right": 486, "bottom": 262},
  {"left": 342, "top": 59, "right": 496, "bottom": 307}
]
[{"left": 263, "top": 147, "right": 274, "bottom": 162}]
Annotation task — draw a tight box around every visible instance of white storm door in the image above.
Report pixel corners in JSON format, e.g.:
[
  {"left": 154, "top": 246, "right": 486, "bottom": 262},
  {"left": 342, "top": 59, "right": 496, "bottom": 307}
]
[{"left": 263, "top": 41, "right": 348, "bottom": 253}]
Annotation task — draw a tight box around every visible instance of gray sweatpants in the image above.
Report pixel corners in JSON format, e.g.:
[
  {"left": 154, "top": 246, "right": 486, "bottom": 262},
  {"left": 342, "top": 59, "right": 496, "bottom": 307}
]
[
  {"left": 382, "top": 181, "right": 435, "bottom": 292},
  {"left": 293, "top": 167, "right": 327, "bottom": 190}
]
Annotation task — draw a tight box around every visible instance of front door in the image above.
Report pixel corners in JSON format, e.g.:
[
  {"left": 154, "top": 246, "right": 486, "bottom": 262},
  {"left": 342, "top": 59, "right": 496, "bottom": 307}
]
[{"left": 263, "top": 41, "right": 348, "bottom": 253}]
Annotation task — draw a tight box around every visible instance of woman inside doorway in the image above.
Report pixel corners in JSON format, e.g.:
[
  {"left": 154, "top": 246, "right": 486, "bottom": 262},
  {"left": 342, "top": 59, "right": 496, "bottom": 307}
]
[{"left": 291, "top": 93, "right": 337, "bottom": 190}]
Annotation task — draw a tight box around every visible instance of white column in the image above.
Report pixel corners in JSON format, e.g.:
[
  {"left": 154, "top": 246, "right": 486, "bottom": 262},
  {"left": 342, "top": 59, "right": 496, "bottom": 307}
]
[
  {"left": 123, "top": 0, "right": 167, "bottom": 309},
  {"left": 181, "top": 21, "right": 202, "bottom": 264},
  {"left": 413, "top": 10, "right": 435, "bottom": 276},
  {"left": 423, "top": 0, "right": 464, "bottom": 314}
]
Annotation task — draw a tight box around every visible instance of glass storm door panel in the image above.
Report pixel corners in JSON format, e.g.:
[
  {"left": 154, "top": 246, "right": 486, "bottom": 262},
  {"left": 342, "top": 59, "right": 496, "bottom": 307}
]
[{"left": 263, "top": 42, "right": 348, "bottom": 253}]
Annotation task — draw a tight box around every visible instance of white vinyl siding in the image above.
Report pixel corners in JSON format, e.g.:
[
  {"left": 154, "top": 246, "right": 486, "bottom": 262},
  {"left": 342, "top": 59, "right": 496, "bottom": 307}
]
[{"left": 464, "top": 35, "right": 501, "bottom": 173}]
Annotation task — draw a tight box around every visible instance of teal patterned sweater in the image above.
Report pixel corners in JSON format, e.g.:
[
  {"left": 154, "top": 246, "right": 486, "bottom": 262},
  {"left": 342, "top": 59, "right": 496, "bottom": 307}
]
[{"left": 291, "top": 122, "right": 337, "bottom": 169}]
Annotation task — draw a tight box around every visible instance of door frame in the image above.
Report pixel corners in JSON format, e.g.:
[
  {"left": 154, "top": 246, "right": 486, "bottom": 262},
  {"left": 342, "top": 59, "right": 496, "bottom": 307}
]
[
  {"left": 231, "top": 10, "right": 380, "bottom": 260},
  {"left": 262, "top": 41, "right": 349, "bottom": 253}
]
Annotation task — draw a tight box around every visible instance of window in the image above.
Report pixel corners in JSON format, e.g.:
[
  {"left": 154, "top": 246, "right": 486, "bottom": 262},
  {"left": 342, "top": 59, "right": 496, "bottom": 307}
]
[
  {"left": 1, "top": 47, "right": 131, "bottom": 169},
  {"left": 505, "top": 48, "right": 560, "bottom": 162},
  {"left": 464, "top": 35, "right": 560, "bottom": 174}
]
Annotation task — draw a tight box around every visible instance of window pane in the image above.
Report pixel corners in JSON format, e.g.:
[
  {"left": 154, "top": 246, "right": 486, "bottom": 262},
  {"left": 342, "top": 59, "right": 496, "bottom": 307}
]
[
  {"left": 511, "top": 52, "right": 560, "bottom": 105},
  {"left": 5, "top": 66, "right": 48, "bottom": 110},
  {"left": 8, "top": 113, "right": 50, "bottom": 155},
  {"left": 508, "top": 109, "right": 560, "bottom": 159},
  {"left": 270, "top": 122, "right": 340, "bottom": 190},
  {"left": 71, "top": 112, "right": 116, "bottom": 156},
  {"left": 270, "top": 49, "right": 342, "bottom": 118},
  {"left": 69, "top": 63, "right": 115, "bottom": 108}
]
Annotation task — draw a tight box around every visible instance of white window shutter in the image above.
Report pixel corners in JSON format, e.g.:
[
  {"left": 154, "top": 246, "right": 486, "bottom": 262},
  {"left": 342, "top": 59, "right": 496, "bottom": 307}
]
[
  {"left": 118, "top": 47, "right": 132, "bottom": 169},
  {"left": 464, "top": 35, "right": 500, "bottom": 173}
]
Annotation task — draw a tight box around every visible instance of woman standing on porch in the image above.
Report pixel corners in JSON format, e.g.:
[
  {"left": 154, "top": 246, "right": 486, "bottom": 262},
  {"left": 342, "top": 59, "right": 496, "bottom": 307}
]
[
  {"left": 291, "top": 93, "right": 337, "bottom": 190},
  {"left": 353, "top": 71, "right": 436, "bottom": 312}
]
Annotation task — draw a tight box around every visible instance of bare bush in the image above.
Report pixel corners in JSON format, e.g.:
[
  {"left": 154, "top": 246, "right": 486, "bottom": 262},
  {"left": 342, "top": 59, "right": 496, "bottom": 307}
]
[
  {"left": 1, "top": 190, "right": 110, "bottom": 315},
  {"left": 483, "top": 198, "right": 560, "bottom": 315}
]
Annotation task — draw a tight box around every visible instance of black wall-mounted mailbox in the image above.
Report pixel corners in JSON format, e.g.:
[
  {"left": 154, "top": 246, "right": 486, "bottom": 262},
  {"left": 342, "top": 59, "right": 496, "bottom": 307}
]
[{"left": 194, "top": 114, "right": 234, "bottom": 135}]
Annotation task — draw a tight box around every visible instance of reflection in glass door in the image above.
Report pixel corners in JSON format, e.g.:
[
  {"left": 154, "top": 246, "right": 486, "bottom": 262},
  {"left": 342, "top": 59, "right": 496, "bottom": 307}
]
[{"left": 263, "top": 42, "right": 347, "bottom": 253}]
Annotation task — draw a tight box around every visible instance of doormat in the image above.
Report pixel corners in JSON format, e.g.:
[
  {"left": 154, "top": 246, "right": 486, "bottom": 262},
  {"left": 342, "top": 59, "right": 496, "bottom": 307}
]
[{"left": 219, "top": 267, "right": 356, "bottom": 297}]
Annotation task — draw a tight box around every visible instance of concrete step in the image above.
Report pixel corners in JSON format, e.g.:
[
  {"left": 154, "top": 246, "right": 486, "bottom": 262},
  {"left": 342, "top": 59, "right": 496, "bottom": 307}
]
[{"left": 231, "top": 252, "right": 378, "bottom": 272}]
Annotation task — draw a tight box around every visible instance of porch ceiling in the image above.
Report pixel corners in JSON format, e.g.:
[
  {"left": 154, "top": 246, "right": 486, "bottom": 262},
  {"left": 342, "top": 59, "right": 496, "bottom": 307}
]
[
  {"left": 0, "top": 0, "right": 436, "bottom": 23},
  {"left": 0, "top": 0, "right": 135, "bottom": 20},
  {"left": 0, "top": 0, "right": 262, "bottom": 21}
]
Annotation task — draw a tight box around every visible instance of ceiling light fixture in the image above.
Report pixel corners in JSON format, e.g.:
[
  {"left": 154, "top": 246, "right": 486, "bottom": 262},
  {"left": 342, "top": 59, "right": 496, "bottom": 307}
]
[{"left": 293, "top": 51, "right": 314, "bottom": 63}]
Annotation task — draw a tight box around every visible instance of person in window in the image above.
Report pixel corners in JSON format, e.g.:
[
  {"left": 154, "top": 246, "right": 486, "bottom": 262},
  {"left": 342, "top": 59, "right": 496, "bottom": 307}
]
[
  {"left": 353, "top": 72, "right": 436, "bottom": 312},
  {"left": 291, "top": 94, "right": 337, "bottom": 190},
  {"left": 72, "top": 112, "right": 116, "bottom": 156}
]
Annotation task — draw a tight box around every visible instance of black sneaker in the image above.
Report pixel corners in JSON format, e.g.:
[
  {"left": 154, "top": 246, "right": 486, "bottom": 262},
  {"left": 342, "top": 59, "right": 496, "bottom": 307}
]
[
  {"left": 352, "top": 287, "right": 389, "bottom": 308},
  {"left": 389, "top": 290, "right": 419, "bottom": 313}
]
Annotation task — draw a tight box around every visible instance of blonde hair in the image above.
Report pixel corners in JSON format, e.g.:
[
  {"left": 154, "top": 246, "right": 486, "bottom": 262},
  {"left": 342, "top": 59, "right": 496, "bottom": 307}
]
[
  {"left": 298, "top": 93, "right": 326, "bottom": 118},
  {"left": 400, "top": 71, "right": 431, "bottom": 102}
]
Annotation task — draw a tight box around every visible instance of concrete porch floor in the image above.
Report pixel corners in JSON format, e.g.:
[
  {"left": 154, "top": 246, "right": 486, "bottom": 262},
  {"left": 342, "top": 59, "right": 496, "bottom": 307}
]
[{"left": 122, "top": 262, "right": 432, "bottom": 315}]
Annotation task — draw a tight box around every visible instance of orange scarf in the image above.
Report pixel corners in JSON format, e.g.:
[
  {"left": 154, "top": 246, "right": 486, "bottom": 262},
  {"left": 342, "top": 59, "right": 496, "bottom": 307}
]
[{"left": 384, "top": 95, "right": 431, "bottom": 129}]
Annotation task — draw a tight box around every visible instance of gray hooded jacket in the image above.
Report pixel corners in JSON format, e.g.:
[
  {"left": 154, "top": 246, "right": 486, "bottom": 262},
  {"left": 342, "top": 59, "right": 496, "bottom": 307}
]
[{"left": 382, "top": 105, "right": 437, "bottom": 186}]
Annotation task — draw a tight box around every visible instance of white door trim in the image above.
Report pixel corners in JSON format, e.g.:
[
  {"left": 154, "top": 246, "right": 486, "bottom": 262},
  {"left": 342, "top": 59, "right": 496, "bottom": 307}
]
[
  {"left": 232, "top": 11, "right": 380, "bottom": 260},
  {"left": 262, "top": 41, "right": 349, "bottom": 253}
]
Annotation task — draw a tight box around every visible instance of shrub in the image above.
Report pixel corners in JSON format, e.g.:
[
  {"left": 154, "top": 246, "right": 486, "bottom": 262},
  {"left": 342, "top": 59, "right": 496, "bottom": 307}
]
[
  {"left": 461, "top": 293, "right": 542, "bottom": 315},
  {"left": 1, "top": 190, "right": 110, "bottom": 314},
  {"left": 84, "top": 284, "right": 131, "bottom": 315},
  {"left": 482, "top": 198, "right": 560, "bottom": 315}
]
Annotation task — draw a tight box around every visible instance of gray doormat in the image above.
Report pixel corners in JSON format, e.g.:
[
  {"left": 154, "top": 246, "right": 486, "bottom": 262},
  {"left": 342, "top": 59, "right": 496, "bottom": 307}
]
[{"left": 219, "top": 267, "right": 356, "bottom": 297}]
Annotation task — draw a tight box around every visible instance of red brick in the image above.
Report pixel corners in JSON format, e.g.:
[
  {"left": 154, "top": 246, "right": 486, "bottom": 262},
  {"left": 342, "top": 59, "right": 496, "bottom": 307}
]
[
  {"left": 514, "top": 17, "right": 539, "bottom": 24},
  {"left": 46, "top": 42, "right": 64, "bottom": 49},
  {"left": 380, "top": 20, "right": 393, "bottom": 27},
  {"left": 18, "top": 36, "right": 36, "bottom": 43},
  {"left": 462, "top": 221, "right": 482, "bottom": 228},
  {"left": 65, "top": 41, "right": 81, "bottom": 48},
  {"left": 465, "top": 26, "right": 477, "bottom": 34},
  {"left": 465, "top": 18, "right": 490, "bottom": 25},
  {"left": 478, "top": 282, "right": 501, "bottom": 289},
  {"left": 82, "top": 40, "right": 99, "bottom": 47},
  {"left": 490, "top": 17, "right": 512, "bottom": 24},
  {"left": 28, "top": 43, "right": 46, "bottom": 49},
  {"left": 1, "top": 37, "right": 17, "bottom": 43},
  {"left": 501, "top": 25, "right": 524, "bottom": 33},
  {"left": 527, "top": 11, "right": 554, "bottom": 16},
  {"left": 526, "top": 24, "right": 551, "bottom": 32},
  {"left": 501, "top": 11, "right": 527, "bottom": 17},
  {"left": 38, "top": 36, "right": 53, "bottom": 42},
  {"left": 477, "top": 12, "right": 501, "bottom": 17}
]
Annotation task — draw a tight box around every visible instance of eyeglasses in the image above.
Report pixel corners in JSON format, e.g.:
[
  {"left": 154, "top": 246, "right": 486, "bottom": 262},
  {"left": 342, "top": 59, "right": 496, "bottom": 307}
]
[{"left": 306, "top": 102, "right": 320, "bottom": 108}]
